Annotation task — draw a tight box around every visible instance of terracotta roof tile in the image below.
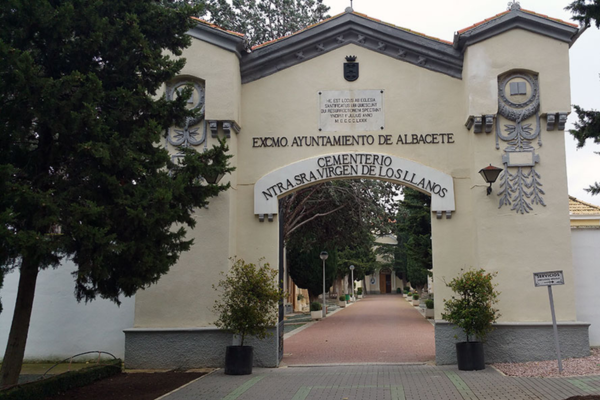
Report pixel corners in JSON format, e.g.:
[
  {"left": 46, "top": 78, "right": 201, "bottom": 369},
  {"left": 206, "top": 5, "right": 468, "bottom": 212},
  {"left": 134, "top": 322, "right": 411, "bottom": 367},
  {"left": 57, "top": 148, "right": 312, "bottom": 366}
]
[
  {"left": 191, "top": 17, "right": 245, "bottom": 38},
  {"left": 458, "top": 8, "right": 578, "bottom": 35},
  {"left": 252, "top": 11, "right": 452, "bottom": 50},
  {"left": 569, "top": 196, "right": 600, "bottom": 215}
]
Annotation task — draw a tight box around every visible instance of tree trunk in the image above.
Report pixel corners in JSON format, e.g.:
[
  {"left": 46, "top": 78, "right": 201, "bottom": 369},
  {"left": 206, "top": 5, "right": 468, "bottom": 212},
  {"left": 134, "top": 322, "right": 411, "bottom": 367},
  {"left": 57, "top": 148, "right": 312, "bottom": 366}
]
[{"left": 1, "top": 258, "right": 39, "bottom": 388}]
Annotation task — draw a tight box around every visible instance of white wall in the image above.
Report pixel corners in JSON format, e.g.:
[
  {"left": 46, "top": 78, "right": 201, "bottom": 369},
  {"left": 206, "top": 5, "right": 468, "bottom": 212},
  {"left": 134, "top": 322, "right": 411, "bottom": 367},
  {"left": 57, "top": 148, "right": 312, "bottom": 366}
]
[
  {"left": 572, "top": 228, "right": 600, "bottom": 346},
  {"left": 0, "top": 260, "right": 134, "bottom": 360}
]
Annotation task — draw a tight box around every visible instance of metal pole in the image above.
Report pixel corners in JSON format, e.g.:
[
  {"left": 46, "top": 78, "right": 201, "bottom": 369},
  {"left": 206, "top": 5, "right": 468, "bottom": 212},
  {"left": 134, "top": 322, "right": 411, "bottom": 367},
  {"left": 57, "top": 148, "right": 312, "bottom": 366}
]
[
  {"left": 351, "top": 268, "right": 354, "bottom": 300},
  {"left": 322, "top": 259, "right": 326, "bottom": 318},
  {"left": 548, "top": 285, "right": 563, "bottom": 373}
]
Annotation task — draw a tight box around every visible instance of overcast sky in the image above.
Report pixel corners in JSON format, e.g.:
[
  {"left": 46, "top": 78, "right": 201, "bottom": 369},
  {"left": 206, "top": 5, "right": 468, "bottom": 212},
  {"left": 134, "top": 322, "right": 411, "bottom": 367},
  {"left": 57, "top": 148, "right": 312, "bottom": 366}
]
[{"left": 323, "top": 0, "right": 600, "bottom": 206}]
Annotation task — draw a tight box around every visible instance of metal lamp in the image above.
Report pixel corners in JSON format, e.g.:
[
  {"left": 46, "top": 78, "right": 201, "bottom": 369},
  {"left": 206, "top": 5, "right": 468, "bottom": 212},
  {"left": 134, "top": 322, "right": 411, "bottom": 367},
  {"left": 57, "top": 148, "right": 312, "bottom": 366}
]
[
  {"left": 320, "top": 251, "right": 328, "bottom": 318},
  {"left": 479, "top": 165, "right": 503, "bottom": 195}
]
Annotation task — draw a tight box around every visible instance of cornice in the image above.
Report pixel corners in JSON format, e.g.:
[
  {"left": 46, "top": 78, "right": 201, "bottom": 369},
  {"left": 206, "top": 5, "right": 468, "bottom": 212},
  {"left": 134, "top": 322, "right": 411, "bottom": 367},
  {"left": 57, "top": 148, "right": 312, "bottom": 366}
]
[
  {"left": 241, "top": 13, "right": 463, "bottom": 83},
  {"left": 454, "top": 9, "right": 579, "bottom": 52}
]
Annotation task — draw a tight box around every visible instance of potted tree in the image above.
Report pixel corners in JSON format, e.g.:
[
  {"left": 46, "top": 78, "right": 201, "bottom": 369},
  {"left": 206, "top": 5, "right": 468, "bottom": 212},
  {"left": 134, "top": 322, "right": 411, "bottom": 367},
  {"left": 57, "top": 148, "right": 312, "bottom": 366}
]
[
  {"left": 425, "top": 299, "right": 434, "bottom": 319},
  {"left": 356, "top": 287, "right": 363, "bottom": 299},
  {"left": 412, "top": 293, "right": 420, "bottom": 306},
  {"left": 310, "top": 301, "right": 323, "bottom": 320},
  {"left": 442, "top": 269, "right": 500, "bottom": 371},
  {"left": 338, "top": 295, "right": 346, "bottom": 308},
  {"left": 213, "top": 258, "right": 285, "bottom": 375}
]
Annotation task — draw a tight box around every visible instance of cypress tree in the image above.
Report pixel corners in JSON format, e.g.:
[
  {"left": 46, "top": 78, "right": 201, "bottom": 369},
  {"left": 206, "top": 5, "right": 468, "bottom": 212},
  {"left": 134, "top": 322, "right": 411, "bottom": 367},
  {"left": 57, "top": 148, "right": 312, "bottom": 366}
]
[{"left": 0, "top": 0, "right": 232, "bottom": 387}]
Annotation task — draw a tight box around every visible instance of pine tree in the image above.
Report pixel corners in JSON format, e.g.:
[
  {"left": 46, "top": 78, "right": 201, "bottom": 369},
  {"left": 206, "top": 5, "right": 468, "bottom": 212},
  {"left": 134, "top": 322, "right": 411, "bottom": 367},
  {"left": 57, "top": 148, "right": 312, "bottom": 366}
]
[
  {"left": 204, "top": 0, "right": 331, "bottom": 47},
  {"left": 566, "top": 0, "right": 600, "bottom": 194},
  {"left": 0, "top": 0, "right": 232, "bottom": 387}
]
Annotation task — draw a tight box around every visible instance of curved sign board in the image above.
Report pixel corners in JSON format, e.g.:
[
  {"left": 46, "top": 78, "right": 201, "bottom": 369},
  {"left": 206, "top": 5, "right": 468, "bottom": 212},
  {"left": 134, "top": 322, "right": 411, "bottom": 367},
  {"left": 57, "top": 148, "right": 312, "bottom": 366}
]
[{"left": 254, "top": 152, "right": 455, "bottom": 220}]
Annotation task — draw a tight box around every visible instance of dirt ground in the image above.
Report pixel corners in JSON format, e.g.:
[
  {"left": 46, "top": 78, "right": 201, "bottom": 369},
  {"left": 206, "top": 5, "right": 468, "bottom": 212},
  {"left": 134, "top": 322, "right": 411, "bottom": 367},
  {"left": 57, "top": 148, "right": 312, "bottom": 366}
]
[{"left": 44, "top": 371, "right": 206, "bottom": 400}]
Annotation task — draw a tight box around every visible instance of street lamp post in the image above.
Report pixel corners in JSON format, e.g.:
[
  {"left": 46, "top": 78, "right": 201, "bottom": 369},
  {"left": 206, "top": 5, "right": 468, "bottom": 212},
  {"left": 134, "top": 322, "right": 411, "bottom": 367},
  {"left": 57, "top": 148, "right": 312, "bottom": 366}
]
[
  {"left": 349, "top": 265, "right": 355, "bottom": 301},
  {"left": 320, "top": 251, "right": 328, "bottom": 318}
]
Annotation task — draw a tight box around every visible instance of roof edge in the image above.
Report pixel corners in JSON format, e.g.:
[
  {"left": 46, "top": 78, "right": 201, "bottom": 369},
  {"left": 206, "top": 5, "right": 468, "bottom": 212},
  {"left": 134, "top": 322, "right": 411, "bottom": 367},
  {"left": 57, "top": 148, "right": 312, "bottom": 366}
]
[
  {"left": 187, "top": 18, "right": 248, "bottom": 59},
  {"left": 454, "top": 8, "right": 579, "bottom": 51}
]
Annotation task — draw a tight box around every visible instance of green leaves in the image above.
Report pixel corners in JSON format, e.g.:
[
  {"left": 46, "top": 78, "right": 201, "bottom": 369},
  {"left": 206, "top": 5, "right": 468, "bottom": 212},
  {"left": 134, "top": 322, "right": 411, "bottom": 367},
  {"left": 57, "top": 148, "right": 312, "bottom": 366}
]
[
  {"left": 441, "top": 269, "right": 500, "bottom": 342},
  {"left": 204, "top": 0, "right": 330, "bottom": 47},
  {"left": 213, "top": 258, "right": 286, "bottom": 346}
]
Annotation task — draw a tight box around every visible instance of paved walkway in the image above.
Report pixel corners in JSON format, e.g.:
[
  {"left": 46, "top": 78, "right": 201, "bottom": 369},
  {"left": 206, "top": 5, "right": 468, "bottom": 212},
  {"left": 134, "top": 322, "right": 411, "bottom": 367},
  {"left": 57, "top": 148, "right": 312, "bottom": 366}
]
[
  {"left": 160, "top": 364, "right": 600, "bottom": 400},
  {"left": 283, "top": 295, "right": 435, "bottom": 365}
]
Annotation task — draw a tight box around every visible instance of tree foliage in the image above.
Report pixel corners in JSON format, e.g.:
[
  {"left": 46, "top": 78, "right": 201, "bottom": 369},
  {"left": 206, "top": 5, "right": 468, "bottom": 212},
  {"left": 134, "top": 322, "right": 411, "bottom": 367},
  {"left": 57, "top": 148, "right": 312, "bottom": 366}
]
[
  {"left": 566, "top": 0, "right": 600, "bottom": 195},
  {"left": 204, "top": 0, "right": 330, "bottom": 46},
  {"left": 283, "top": 180, "right": 401, "bottom": 299},
  {"left": 395, "top": 188, "right": 432, "bottom": 290},
  {"left": 0, "top": 0, "right": 232, "bottom": 387},
  {"left": 213, "top": 258, "right": 285, "bottom": 346}
]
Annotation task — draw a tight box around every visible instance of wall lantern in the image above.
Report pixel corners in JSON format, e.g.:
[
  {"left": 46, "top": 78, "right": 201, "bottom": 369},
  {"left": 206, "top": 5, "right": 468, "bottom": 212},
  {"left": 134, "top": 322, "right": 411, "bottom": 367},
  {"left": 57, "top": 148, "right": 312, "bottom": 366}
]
[
  {"left": 479, "top": 165, "right": 503, "bottom": 195},
  {"left": 203, "top": 170, "right": 225, "bottom": 185}
]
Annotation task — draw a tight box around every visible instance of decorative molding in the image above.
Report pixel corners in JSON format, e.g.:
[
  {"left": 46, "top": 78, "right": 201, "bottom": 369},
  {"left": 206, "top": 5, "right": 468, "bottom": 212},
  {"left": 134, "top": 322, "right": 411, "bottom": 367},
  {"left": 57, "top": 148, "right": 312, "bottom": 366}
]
[
  {"left": 165, "top": 81, "right": 206, "bottom": 149},
  {"left": 466, "top": 115, "right": 496, "bottom": 134},
  {"left": 484, "top": 115, "right": 495, "bottom": 133},
  {"left": 241, "top": 13, "right": 463, "bottom": 83},
  {"left": 558, "top": 112, "right": 568, "bottom": 130},
  {"left": 496, "top": 71, "right": 545, "bottom": 214},
  {"left": 223, "top": 121, "right": 241, "bottom": 138},
  {"left": 208, "top": 120, "right": 218, "bottom": 138},
  {"left": 546, "top": 113, "right": 556, "bottom": 131},
  {"left": 453, "top": 8, "right": 579, "bottom": 51}
]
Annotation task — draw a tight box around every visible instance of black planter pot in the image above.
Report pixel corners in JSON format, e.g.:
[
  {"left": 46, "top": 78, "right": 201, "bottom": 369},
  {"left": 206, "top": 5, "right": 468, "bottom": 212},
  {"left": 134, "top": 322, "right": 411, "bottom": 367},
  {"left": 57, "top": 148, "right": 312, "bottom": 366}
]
[
  {"left": 456, "top": 342, "right": 485, "bottom": 371},
  {"left": 225, "top": 345, "right": 253, "bottom": 375}
]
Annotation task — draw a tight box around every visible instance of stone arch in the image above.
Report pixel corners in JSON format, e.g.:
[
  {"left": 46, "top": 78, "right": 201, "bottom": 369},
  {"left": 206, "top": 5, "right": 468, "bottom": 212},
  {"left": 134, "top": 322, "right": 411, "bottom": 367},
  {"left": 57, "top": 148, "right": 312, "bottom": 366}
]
[{"left": 254, "top": 152, "right": 455, "bottom": 221}]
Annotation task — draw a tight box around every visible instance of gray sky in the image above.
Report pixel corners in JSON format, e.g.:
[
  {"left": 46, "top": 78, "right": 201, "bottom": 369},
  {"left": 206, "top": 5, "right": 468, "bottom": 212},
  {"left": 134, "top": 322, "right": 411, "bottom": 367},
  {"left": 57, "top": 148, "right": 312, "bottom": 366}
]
[{"left": 324, "top": 0, "right": 600, "bottom": 206}]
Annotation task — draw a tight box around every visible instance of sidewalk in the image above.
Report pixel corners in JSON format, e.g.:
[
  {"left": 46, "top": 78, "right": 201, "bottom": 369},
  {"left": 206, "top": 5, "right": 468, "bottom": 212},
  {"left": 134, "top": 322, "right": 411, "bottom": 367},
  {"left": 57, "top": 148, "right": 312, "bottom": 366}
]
[
  {"left": 160, "top": 364, "right": 600, "bottom": 400},
  {"left": 283, "top": 295, "right": 435, "bottom": 365}
]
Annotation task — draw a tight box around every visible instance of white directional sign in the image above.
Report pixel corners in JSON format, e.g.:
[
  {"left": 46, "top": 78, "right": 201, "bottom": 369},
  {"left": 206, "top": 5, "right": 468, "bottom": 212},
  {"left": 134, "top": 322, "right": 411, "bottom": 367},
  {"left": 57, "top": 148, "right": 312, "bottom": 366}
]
[{"left": 533, "top": 271, "right": 564, "bottom": 287}]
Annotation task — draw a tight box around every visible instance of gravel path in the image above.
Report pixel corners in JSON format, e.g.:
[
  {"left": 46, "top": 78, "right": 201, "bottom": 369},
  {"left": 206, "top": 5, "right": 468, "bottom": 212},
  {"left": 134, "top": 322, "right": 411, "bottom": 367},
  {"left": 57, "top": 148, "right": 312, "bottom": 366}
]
[{"left": 493, "top": 348, "right": 600, "bottom": 377}]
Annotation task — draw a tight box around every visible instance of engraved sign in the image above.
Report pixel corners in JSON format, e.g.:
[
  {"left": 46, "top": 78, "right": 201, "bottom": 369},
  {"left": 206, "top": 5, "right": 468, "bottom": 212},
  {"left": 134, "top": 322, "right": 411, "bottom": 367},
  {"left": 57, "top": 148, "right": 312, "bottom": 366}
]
[
  {"left": 319, "top": 90, "right": 384, "bottom": 132},
  {"left": 533, "top": 271, "right": 564, "bottom": 287}
]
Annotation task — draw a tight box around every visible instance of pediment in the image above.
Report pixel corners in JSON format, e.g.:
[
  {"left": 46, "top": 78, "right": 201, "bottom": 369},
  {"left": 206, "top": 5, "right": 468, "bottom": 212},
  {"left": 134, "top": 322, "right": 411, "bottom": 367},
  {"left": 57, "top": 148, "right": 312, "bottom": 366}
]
[{"left": 241, "top": 12, "right": 463, "bottom": 83}]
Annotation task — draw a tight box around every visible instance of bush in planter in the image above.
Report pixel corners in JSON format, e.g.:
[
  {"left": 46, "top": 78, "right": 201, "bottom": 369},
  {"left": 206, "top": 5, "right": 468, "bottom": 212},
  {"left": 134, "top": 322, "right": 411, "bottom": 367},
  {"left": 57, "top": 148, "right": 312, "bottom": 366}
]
[
  {"left": 442, "top": 268, "right": 500, "bottom": 371},
  {"left": 356, "top": 287, "right": 363, "bottom": 295},
  {"left": 404, "top": 286, "right": 410, "bottom": 291},
  {"left": 425, "top": 299, "right": 434, "bottom": 309},
  {"left": 339, "top": 295, "right": 346, "bottom": 302},
  {"left": 412, "top": 293, "right": 419, "bottom": 300},
  {"left": 310, "top": 301, "right": 322, "bottom": 311},
  {"left": 213, "top": 258, "right": 286, "bottom": 375}
]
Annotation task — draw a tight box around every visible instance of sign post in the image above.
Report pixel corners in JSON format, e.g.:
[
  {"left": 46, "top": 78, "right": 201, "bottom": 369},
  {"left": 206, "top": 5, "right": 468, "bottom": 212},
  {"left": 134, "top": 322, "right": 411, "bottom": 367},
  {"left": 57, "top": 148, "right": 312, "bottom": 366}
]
[{"left": 533, "top": 270, "right": 565, "bottom": 374}]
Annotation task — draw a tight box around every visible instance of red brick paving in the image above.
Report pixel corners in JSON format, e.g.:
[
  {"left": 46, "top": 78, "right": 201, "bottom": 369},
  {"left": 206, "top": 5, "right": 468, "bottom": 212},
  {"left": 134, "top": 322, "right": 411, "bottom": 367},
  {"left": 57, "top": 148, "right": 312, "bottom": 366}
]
[{"left": 283, "top": 294, "right": 435, "bottom": 365}]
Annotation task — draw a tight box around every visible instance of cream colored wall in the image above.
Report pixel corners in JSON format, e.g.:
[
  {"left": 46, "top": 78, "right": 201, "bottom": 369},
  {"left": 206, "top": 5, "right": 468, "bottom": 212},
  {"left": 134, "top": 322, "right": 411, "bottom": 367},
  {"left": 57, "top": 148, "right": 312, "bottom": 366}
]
[
  {"left": 179, "top": 38, "right": 242, "bottom": 122},
  {"left": 134, "top": 28, "right": 578, "bottom": 329},
  {"left": 433, "top": 28, "right": 575, "bottom": 322},
  {"left": 134, "top": 38, "right": 241, "bottom": 328}
]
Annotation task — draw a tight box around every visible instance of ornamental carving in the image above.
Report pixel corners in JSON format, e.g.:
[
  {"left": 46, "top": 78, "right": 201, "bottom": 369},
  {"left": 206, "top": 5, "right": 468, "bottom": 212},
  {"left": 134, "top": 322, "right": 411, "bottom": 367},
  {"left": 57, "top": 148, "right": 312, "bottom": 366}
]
[
  {"left": 165, "top": 80, "right": 206, "bottom": 150},
  {"left": 496, "top": 71, "right": 545, "bottom": 214}
]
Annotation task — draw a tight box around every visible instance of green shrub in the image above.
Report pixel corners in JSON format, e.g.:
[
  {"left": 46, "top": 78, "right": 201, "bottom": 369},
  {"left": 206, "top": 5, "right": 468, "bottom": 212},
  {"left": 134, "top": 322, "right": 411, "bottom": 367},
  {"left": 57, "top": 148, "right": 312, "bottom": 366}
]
[
  {"left": 425, "top": 299, "right": 434, "bottom": 309},
  {"left": 0, "top": 360, "right": 121, "bottom": 400},
  {"left": 412, "top": 293, "right": 419, "bottom": 300},
  {"left": 310, "top": 301, "right": 322, "bottom": 311},
  {"left": 356, "top": 287, "right": 363, "bottom": 295},
  {"left": 339, "top": 295, "right": 346, "bottom": 301},
  {"left": 442, "top": 268, "right": 500, "bottom": 342},
  {"left": 213, "top": 258, "right": 286, "bottom": 346},
  {"left": 404, "top": 286, "right": 410, "bottom": 291}
]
